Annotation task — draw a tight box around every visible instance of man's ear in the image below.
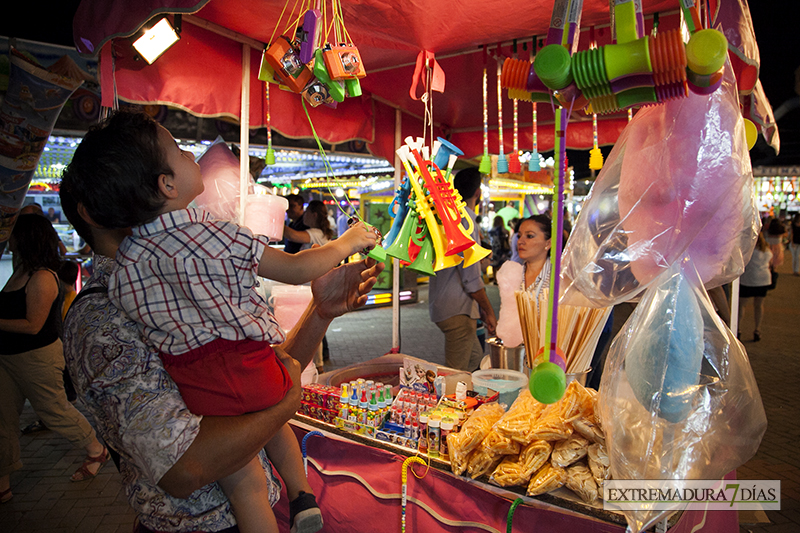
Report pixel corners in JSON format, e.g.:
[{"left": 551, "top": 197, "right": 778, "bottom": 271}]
[
  {"left": 77, "top": 203, "right": 103, "bottom": 229},
  {"left": 158, "top": 173, "right": 179, "bottom": 199}
]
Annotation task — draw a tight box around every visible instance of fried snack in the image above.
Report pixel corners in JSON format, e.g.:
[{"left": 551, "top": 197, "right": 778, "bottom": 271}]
[
  {"left": 572, "top": 417, "right": 605, "bottom": 446},
  {"left": 565, "top": 462, "right": 599, "bottom": 504},
  {"left": 527, "top": 463, "right": 567, "bottom": 496},
  {"left": 447, "top": 402, "right": 506, "bottom": 475},
  {"left": 481, "top": 429, "right": 521, "bottom": 456},
  {"left": 588, "top": 443, "right": 610, "bottom": 489},
  {"left": 490, "top": 455, "right": 529, "bottom": 487},
  {"left": 527, "top": 403, "right": 574, "bottom": 442},
  {"left": 494, "top": 389, "right": 547, "bottom": 444},
  {"left": 466, "top": 442, "right": 504, "bottom": 479},
  {"left": 551, "top": 434, "right": 590, "bottom": 468},
  {"left": 518, "top": 439, "right": 552, "bottom": 475},
  {"left": 560, "top": 381, "right": 595, "bottom": 420}
]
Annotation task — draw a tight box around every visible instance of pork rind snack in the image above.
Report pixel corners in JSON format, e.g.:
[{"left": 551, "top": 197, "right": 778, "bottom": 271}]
[
  {"left": 565, "top": 462, "right": 599, "bottom": 504},
  {"left": 519, "top": 439, "right": 552, "bottom": 474},
  {"left": 494, "top": 388, "right": 546, "bottom": 444},
  {"left": 588, "top": 443, "right": 610, "bottom": 488},
  {"left": 527, "top": 463, "right": 567, "bottom": 496},
  {"left": 551, "top": 434, "right": 590, "bottom": 468},
  {"left": 572, "top": 417, "right": 605, "bottom": 446},
  {"left": 447, "top": 402, "right": 505, "bottom": 475}
]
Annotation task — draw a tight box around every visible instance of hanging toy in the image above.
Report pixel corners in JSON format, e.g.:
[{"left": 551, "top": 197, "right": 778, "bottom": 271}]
[
  {"left": 496, "top": 54, "right": 509, "bottom": 174},
  {"left": 528, "top": 37, "right": 541, "bottom": 172},
  {"left": 479, "top": 46, "right": 492, "bottom": 174},
  {"left": 301, "top": 430, "right": 324, "bottom": 476},
  {"left": 589, "top": 114, "right": 603, "bottom": 171},
  {"left": 508, "top": 97, "right": 521, "bottom": 173},
  {"left": 264, "top": 82, "right": 276, "bottom": 165},
  {"left": 401, "top": 456, "right": 427, "bottom": 533}
]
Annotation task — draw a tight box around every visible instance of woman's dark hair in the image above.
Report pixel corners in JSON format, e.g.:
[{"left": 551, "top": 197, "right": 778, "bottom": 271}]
[
  {"left": 10, "top": 214, "right": 62, "bottom": 273},
  {"left": 60, "top": 110, "right": 171, "bottom": 229},
  {"left": 306, "top": 200, "right": 335, "bottom": 240},
  {"left": 755, "top": 231, "right": 769, "bottom": 252},
  {"left": 767, "top": 217, "right": 786, "bottom": 235}
]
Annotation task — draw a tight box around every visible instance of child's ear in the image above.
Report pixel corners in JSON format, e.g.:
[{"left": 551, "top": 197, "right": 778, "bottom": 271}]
[
  {"left": 77, "top": 203, "right": 103, "bottom": 228},
  {"left": 158, "top": 173, "right": 179, "bottom": 199}
]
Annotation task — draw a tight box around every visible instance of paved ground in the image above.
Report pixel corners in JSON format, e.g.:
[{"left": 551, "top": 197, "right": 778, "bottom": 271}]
[{"left": 1, "top": 261, "right": 798, "bottom": 532}]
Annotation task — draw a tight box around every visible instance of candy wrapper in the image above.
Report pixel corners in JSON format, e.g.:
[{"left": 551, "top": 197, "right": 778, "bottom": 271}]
[
  {"left": 560, "top": 57, "right": 758, "bottom": 308},
  {"left": 599, "top": 259, "right": 766, "bottom": 532}
]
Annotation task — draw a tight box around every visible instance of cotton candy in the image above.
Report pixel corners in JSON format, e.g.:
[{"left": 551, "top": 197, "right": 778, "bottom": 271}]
[{"left": 495, "top": 261, "right": 524, "bottom": 347}]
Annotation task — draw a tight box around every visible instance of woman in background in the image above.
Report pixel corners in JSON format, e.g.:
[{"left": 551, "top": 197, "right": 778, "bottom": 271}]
[
  {"left": 0, "top": 215, "right": 108, "bottom": 504},
  {"left": 739, "top": 232, "right": 773, "bottom": 342},
  {"left": 789, "top": 213, "right": 800, "bottom": 276}
]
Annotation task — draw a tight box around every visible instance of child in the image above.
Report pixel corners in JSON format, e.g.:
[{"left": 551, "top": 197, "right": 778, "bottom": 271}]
[{"left": 61, "top": 111, "right": 378, "bottom": 533}]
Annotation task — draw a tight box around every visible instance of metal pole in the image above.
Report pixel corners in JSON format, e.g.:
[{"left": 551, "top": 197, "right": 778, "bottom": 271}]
[
  {"left": 239, "top": 44, "right": 251, "bottom": 226},
  {"left": 392, "top": 108, "right": 402, "bottom": 351}
]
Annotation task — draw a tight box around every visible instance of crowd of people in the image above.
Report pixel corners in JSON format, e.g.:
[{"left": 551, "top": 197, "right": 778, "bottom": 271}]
[{"left": 2, "top": 107, "right": 796, "bottom": 532}]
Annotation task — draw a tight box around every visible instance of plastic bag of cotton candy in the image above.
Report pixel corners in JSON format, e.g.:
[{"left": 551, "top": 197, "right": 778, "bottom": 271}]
[
  {"left": 597, "top": 259, "right": 766, "bottom": 533},
  {"left": 559, "top": 57, "right": 759, "bottom": 308}
]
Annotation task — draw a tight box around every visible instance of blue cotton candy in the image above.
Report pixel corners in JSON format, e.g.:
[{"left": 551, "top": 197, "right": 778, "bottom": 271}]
[{"left": 625, "top": 273, "right": 704, "bottom": 423}]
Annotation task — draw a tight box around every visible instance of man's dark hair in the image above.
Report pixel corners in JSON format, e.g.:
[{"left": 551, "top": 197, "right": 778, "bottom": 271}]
[
  {"left": 453, "top": 167, "right": 482, "bottom": 201},
  {"left": 60, "top": 110, "right": 171, "bottom": 229},
  {"left": 285, "top": 193, "right": 305, "bottom": 207},
  {"left": 58, "top": 260, "right": 80, "bottom": 285},
  {"left": 58, "top": 183, "right": 95, "bottom": 250}
]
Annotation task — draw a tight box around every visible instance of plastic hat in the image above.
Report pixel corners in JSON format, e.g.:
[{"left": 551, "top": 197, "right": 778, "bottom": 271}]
[
  {"left": 686, "top": 29, "right": 727, "bottom": 76},
  {"left": 529, "top": 361, "right": 567, "bottom": 404}
]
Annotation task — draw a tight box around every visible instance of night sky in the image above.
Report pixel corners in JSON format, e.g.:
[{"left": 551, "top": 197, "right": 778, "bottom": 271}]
[{"left": 1, "top": 0, "right": 797, "bottom": 166}]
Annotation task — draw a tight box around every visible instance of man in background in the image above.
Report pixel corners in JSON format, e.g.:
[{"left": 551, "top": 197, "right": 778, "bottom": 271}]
[
  {"left": 284, "top": 194, "right": 308, "bottom": 254},
  {"left": 428, "top": 168, "right": 497, "bottom": 371}
]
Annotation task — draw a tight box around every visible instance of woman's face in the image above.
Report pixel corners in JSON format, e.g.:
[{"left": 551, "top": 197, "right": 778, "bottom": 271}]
[{"left": 516, "top": 219, "right": 550, "bottom": 262}]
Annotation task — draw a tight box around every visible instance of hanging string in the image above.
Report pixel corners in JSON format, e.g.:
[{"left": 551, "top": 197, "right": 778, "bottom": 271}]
[{"left": 496, "top": 58, "right": 504, "bottom": 156}]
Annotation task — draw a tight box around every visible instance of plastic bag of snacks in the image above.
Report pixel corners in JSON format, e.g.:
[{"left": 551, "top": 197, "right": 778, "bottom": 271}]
[
  {"left": 550, "top": 434, "right": 590, "bottom": 468},
  {"left": 493, "top": 388, "right": 546, "bottom": 444},
  {"left": 527, "top": 463, "right": 567, "bottom": 496},
  {"left": 489, "top": 439, "right": 552, "bottom": 487},
  {"left": 565, "top": 462, "right": 599, "bottom": 504},
  {"left": 447, "top": 402, "right": 505, "bottom": 475}
]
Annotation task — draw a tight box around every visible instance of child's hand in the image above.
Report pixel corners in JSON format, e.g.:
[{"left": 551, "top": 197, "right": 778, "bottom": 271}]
[{"left": 341, "top": 221, "right": 379, "bottom": 255}]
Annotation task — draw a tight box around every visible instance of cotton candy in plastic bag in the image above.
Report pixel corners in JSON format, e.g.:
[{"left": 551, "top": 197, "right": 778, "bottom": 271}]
[
  {"left": 598, "top": 259, "right": 766, "bottom": 532},
  {"left": 194, "top": 137, "right": 253, "bottom": 222},
  {"left": 560, "top": 58, "right": 757, "bottom": 307}
]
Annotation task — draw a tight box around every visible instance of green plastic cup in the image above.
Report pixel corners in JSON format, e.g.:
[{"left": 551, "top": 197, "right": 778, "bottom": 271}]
[
  {"left": 686, "top": 29, "right": 727, "bottom": 76},
  {"left": 529, "top": 362, "right": 567, "bottom": 404}
]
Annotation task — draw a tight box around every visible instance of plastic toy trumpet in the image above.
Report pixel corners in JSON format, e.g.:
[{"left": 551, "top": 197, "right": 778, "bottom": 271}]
[{"left": 396, "top": 145, "right": 462, "bottom": 272}]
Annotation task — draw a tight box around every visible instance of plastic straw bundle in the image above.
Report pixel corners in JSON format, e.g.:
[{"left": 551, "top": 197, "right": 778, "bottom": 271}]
[{"left": 516, "top": 289, "right": 611, "bottom": 373}]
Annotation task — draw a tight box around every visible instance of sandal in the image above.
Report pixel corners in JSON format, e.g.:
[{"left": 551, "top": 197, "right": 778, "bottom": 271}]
[
  {"left": 71, "top": 447, "right": 109, "bottom": 482},
  {"left": 0, "top": 487, "right": 12, "bottom": 503}
]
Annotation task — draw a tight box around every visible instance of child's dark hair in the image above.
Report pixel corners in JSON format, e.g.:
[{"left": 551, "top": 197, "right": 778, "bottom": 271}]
[
  {"left": 58, "top": 260, "right": 80, "bottom": 285},
  {"left": 61, "top": 110, "right": 171, "bottom": 229},
  {"left": 453, "top": 167, "right": 482, "bottom": 201}
]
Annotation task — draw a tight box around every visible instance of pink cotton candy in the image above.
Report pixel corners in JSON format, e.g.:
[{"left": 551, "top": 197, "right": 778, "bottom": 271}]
[
  {"left": 617, "top": 64, "right": 750, "bottom": 287},
  {"left": 495, "top": 261, "right": 524, "bottom": 347},
  {"left": 194, "top": 139, "right": 247, "bottom": 221}
]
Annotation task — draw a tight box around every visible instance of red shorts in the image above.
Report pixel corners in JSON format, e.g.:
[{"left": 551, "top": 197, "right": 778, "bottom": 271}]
[{"left": 161, "top": 338, "right": 293, "bottom": 416}]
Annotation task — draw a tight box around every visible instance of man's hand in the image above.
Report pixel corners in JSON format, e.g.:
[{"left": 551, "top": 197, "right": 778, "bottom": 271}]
[
  {"left": 481, "top": 308, "right": 498, "bottom": 336},
  {"left": 312, "top": 257, "right": 385, "bottom": 319},
  {"left": 274, "top": 345, "right": 302, "bottom": 405}
]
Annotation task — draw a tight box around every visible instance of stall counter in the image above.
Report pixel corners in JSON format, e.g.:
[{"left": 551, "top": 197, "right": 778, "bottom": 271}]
[{"left": 271, "top": 417, "right": 738, "bottom": 533}]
